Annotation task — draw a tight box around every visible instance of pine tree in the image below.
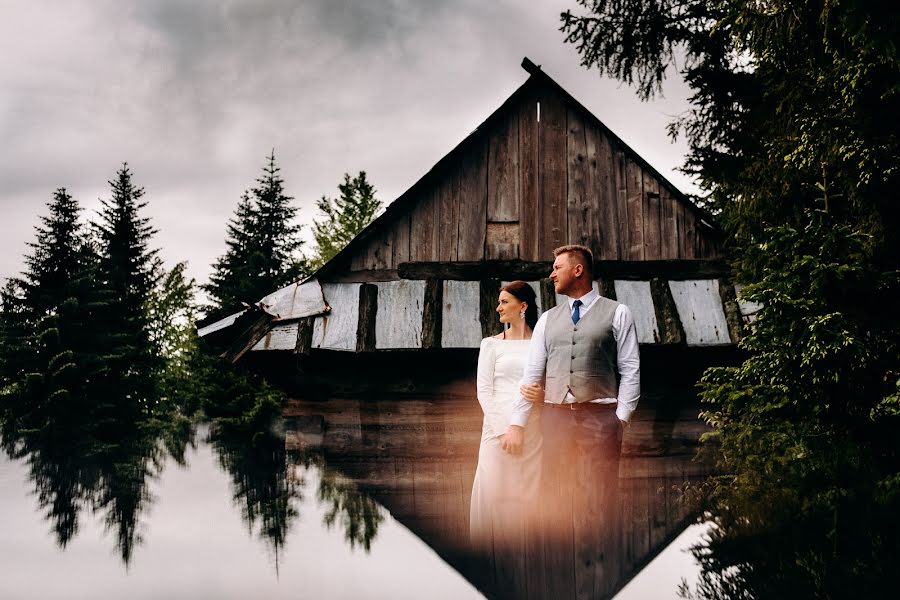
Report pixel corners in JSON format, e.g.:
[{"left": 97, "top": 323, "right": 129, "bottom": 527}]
[
  {"left": 0, "top": 189, "right": 90, "bottom": 433},
  {"left": 203, "top": 151, "right": 306, "bottom": 321},
  {"left": 92, "top": 164, "right": 161, "bottom": 419},
  {"left": 310, "top": 171, "right": 381, "bottom": 270}
]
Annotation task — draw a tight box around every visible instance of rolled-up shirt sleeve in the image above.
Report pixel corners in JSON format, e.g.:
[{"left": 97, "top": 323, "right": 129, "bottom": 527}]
[
  {"left": 613, "top": 304, "right": 641, "bottom": 423},
  {"left": 509, "top": 312, "right": 549, "bottom": 427}
]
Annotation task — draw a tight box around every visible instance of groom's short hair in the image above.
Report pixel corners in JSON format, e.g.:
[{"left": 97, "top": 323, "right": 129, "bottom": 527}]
[{"left": 553, "top": 244, "right": 593, "bottom": 276}]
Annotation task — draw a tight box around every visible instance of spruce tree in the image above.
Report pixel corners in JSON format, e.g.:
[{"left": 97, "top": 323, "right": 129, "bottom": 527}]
[
  {"left": 310, "top": 171, "right": 381, "bottom": 270},
  {"left": 0, "top": 189, "right": 91, "bottom": 433},
  {"left": 93, "top": 164, "right": 161, "bottom": 420},
  {"left": 203, "top": 151, "right": 306, "bottom": 321}
]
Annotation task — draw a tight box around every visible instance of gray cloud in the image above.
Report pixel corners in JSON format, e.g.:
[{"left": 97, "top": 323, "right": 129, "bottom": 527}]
[{"left": 1, "top": 0, "right": 696, "bottom": 288}]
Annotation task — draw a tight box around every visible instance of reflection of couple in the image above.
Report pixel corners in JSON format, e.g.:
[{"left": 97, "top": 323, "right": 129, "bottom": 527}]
[{"left": 470, "top": 244, "right": 641, "bottom": 546}]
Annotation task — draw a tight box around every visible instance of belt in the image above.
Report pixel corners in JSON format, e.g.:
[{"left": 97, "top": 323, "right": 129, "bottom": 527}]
[{"left": 543, "top": 402, "right": 617, "bottom": 411}]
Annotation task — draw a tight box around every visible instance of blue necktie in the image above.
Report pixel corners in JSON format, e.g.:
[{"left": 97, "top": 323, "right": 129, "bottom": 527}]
[{"left": 572, "top": 299, "right": 582, "bottom": 325}]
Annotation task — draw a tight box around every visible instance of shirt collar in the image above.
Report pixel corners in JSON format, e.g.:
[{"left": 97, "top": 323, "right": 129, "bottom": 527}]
[{"left": 567, "top": 287, "right": 599, "bottom": 311}]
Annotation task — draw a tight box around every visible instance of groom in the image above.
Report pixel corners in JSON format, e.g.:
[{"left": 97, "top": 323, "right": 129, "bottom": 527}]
[{"left": 502, "top": 244, "right": 640, "bottom": 481}]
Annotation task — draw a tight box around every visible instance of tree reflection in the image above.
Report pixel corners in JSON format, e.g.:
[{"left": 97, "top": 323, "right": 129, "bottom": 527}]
[
  {"left": 317, "top": 467, "right": 383, "bottom": 552},
  {"left": 1, "top": 403, "right": 194, "bottom": 565}
]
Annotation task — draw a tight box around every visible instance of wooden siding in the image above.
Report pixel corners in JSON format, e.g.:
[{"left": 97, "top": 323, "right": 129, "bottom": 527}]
[
  {"left": 336, "top": 80, "right": 718, "bottom": 277},
  {"left": 374, "top": 280, "right": 425, "bottom": 349}
]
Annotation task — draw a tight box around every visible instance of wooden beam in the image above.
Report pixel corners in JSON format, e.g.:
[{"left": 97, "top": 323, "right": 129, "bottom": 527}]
[
  {"left": 479, "top": 279, "right": 503, "bottom": 338},
  {"left": 598, "top": 278, "right": 617, "bottom": 301},
  {"left": 421, "top": 279, "right": 443, "bottom": 349},
  {"left": 356, "top": 284, "right": 378, "bottom": 352},
  {"left": 540, "top": 278, "right": 557, "bottom": 311},
  {"left": 294, "top": 316, "right": 314, "bottom": 355},
  {"left": 220, "top": 308, "right": 275, "bottom": 364},
  {"left": 398, "top": 259, "right": 731, "bottom": 281},
  {"left": 649, "top": 278, "right": 685, "bottom": 345},
  {"left": 326, "top": 269, "right": 400, "bottom": 283},
  {"left": 718, "top": 278, "right": 744, "bottom": 343}
]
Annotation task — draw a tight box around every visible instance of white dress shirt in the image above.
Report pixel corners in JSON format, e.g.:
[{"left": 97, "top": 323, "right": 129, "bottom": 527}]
[{"left": 510, "top": 288, "right": 641, "bottom": 425}]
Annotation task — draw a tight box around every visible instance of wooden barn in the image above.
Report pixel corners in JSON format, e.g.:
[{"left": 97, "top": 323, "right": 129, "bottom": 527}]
[
  {"left": 201, "top": 58, "right": 755, "bottom": 599},
  {"left": 200, "top": 58, "right": 752, "bottom": 372}
]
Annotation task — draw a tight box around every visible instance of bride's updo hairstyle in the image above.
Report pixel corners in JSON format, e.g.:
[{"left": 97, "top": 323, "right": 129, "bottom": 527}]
[{"left": 500, "top": 280, "right": 539, "bottom": 330}]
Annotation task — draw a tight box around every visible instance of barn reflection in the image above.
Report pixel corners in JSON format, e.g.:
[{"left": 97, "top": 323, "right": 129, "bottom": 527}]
[{"left": 283, "top": 361, "right": 712, "bottom": 600}]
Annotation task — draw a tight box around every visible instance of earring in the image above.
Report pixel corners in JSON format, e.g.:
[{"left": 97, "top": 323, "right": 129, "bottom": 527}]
[{"left": 519, "top": 310, "right": 525, "bottom": 319}]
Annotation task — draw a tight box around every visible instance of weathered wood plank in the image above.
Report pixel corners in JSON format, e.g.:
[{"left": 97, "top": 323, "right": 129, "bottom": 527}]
[
  {"left": 410, "top": 187, "right": 440, "bottom": 261},
  {"left": 683, "top": 206, "right": 698, "bottom": 259},
  {"left": 374, "top": 280, "right": 425, "bottom": 349},
  {"left": 223, "top": 309, "right": 276, "bottom": 363},
  {"left": 398, "top": 259, "right": 732, "bottom": 281},
  {"left": 441, "top": 280, "right": 482, "bottom": 348},
  {"left": 487, "top": 110, "right": 519, "bottom": 222},
  {"left": 485, "top": 222, "right": 519, "bottom": 260},
  {"left": 457, "top": 137, "right": 488, "bottom": 261},
  {"left": 660, "top": 186, "right": 678, "bottom": 259},
  {"left": 589, "top": 121, "right": 620, "bottom": 260},
  {"left": 391, "top": 213, "right": 410, "bottom": 266},
  {"left": 519, "top": 92, "right": 540, "bottom": 261},
  {"left": 614, "top": 147, "right": 629, "bottom": 260},
  {"left": 624, "top": 159, "right": 644, "bottom": 260},
  {"left": 325, "top": 269, "right": 400, "bottom": 283},
  {"left": 614, "top": 280, "right": 659, "bottom": 344},
  {"left": 668, "top": 279, "right": 732, "bottom": 345},
  {"left": 567, "top": 107, "right": 593, "bottom": 249},
  {"left": 294, "top": 316, "right": 314, "bottom": 355},
  {"left": 356, "top": 283, "right": 378, "bottom": 352},
  {"left": 438, "top": 167, "right": 460, "bottom": 261},
  {"left": 312, "top": 283, "right": 360, "bottom": 351},
  {"left": 649, "top": 278, "right": 686, "bottom": 345},
  {"left": 258, "top": 278, "right": 328, "bottom": 321},
  {"left": 421, "top": 279, "right": 443, "bottom": 349},
  {"left": 642, "top": 172, "right": 662, "bottom": 260},
  {"left": 539, "top": 89, "right": 568, "bottom": 257},
  {"left": 479, "top": 279, "right": 503, "bottom": 338},
  {"left": 251, "top": 321, "right": 299, "bottom": 351},
  {"left": 674, "top": 202, "right": 685, "bottom": 259}
]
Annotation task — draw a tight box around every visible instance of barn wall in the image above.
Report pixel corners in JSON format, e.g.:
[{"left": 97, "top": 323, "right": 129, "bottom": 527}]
[{"left": 338, "top": 81, "right": 720, "bottom": 275}]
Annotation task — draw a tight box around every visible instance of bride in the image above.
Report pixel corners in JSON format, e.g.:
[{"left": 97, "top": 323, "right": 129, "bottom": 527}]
[{"left": 469, "top": 280, "right": 543, "bottom": 549}]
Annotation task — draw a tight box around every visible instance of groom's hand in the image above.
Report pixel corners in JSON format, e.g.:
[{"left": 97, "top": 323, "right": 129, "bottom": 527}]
[
  {"left": 520, "top": 383, "right": 544, "bottom": 403},
  {"left": 502, "top": 425, "right": 524, "bottom": 455}
]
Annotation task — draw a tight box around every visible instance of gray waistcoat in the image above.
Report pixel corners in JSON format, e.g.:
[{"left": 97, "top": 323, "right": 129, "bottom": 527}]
[{"left": 543, "top": 296, "right": 620, "bottom": 403}]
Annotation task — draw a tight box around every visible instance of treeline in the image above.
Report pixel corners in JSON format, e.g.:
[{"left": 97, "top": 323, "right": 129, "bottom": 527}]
[
  {"left": 0, "top": 152, "right": 383, "bottom": 565},
  {"left": 563, "top": 1, "right": 900, "bottom": 597}
]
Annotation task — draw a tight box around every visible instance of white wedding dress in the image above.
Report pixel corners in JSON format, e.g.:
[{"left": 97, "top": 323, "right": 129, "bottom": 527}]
[{"left": 469, "top": 336, "right": 542, "bottom": 549}]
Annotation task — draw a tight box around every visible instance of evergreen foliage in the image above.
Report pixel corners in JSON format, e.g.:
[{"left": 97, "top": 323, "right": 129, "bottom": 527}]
[
  {"left": 203, "top": 151, "right": 307, "bottom": 322},
  {"left": 310, "top": 171, "right": 382, "bottom": 270},
  {"left": 562, "top": 1, "right": 900, "bottom": 596},
  {"left": 92, "top": 164, "right": 162, "bottom": 419}
]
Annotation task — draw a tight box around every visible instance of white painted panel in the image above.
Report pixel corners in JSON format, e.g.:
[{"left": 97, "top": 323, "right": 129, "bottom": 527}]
[
  {"left": 259, "top": 277, "right": 328, "bottom": 321},
  {"left": 442, "top": 280, "right": 482, "bottom": 348},
  {"left": 734, "top": 283, "right": 763, "bottom": 323},
  {"left": 252, "top": 322, "right": 298, "bottom": 351},
  {"left": 197, "top": 310, "right": 242, "bottom": 338},
  {"left": 312, "top": 283, "right": 360, "bottom": 351},
  {"left": 374, "top": 280, "right": 425, "bottom": 349},
  {"left": 668, "top": 280, "right": 731, "bottom": 345},
  {"left": 613, "top": 280, "right": 659, "bottom": 344}
]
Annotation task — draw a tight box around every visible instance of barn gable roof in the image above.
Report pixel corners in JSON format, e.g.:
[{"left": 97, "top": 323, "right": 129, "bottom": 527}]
[{"left": 310, "top": 57, "right": 718, "bottom": 283}]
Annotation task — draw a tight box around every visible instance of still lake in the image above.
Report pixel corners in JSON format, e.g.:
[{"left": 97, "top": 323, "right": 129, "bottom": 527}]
[{"left": 0, "top": 393, "right": 709, "bottom": 599}]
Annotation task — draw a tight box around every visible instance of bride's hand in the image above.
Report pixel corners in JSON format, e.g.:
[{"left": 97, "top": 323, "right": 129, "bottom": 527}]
[{"left": 520, "top": 383, "right": 544, "bottom": 403}]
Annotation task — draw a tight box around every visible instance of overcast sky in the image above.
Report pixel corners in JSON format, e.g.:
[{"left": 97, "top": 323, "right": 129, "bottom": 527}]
[{"left": 1, "top": 0, "right": 696, "bottom": 289}]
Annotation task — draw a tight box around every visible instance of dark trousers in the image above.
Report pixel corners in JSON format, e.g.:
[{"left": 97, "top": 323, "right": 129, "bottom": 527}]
[{"left": 535, "top": 405, "right": 624, "bottom": 598}]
